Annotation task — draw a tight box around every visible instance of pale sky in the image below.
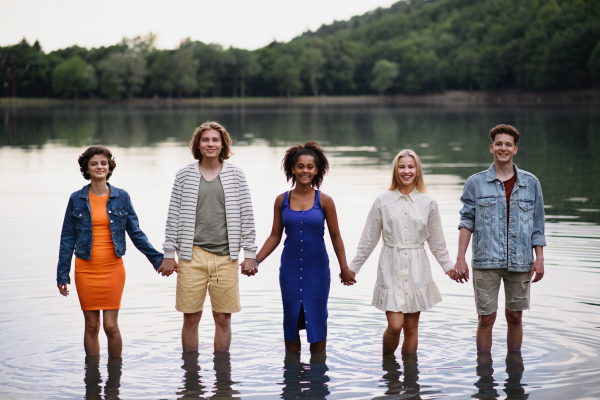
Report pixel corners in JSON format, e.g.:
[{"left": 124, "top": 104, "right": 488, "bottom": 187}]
[{"left": 1, "top": 0, "right": 399, "bottom": 52}]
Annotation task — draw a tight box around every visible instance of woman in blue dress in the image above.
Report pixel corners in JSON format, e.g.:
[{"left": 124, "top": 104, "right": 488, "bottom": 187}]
[{"left": 242, "top": 141, "right": 355, "bottom": 353}]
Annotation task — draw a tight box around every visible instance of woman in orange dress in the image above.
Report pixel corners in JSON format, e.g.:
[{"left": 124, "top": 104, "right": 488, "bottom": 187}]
[{"left": 56, "top": 146, "right": 163, "bottom": 357}]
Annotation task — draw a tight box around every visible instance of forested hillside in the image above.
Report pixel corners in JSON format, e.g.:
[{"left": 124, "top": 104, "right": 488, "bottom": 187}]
[{"left": 2, "top": 0, "right": 599, "bottom": 99}]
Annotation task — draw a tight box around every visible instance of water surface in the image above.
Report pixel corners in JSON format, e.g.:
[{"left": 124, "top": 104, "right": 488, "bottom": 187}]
[{"left": 0, "top": 104, "right": 599, "bottom": 399}]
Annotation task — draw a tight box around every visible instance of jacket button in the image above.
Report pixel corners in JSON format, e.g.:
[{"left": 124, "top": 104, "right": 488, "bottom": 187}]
[
  {"left": 109, "top": 210, "right": 112, "bottom": 213},
  {"left": 110, "top": 220, "right": 113, "bottom": 223},
  {"left": 79, "top": 214, "right": 82, "bottom": 216}
]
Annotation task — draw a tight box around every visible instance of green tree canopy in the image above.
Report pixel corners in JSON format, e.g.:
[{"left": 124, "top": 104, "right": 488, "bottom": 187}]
[
  {"left": 371, "top": 59, "right": 399, "bottom": 95},
  {"left": 52, "top": 56, "right": 97, "bottom": 99}
]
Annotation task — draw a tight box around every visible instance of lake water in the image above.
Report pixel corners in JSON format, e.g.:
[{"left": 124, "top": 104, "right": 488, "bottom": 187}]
[{"left": 1, "top": 104, "right": 599, "bottom": 399}]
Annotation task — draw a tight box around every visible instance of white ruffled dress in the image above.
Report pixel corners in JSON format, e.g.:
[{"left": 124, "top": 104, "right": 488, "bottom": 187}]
[{"left": 349, "top": 190, "right": 453, "bottom": 313}]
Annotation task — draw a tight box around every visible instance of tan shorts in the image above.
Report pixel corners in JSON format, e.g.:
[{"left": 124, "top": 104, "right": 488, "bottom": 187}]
[
  {"left": 472, "top": 268, "right": 530, "bottom": 315},
  {"left": 176, "top": 246, "right": 241, "bottom": 314}
]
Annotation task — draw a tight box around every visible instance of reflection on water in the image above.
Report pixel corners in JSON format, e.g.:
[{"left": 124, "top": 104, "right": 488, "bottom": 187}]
[
  {"left": 282, "top": 351, "right": 330, "bottom": 399},
  {"left": 177, "top": 352, "right": 239, "bottom": 399},
  {"left": 473, "top": 352, "right": 528, "bottom": 400},
  {"left": 0, "top": 104, "right": 599, "bottom": 399},
  {"left": 376, "top": 354, "right": 428, "bottom": 399},
  {"left": 84, "top": 356, "right": 122, "bottom": 400}
]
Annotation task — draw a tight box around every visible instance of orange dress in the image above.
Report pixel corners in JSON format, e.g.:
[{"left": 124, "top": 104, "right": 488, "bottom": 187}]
[{"left": 75, "top": 192, "right": 126, "bottom": 310}]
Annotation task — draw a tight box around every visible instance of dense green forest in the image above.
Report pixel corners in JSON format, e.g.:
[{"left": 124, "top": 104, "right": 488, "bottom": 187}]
[{"left": 2, "top": 0, "right": 600, "bottom": 99}]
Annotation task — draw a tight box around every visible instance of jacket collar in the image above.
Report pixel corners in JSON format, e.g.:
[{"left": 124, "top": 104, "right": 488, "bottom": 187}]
[
  {"left": 79, "top": 183, "right": 118, "bottom": 199},
  {"left": 393, "top": 189, "right": 418, "bottom": 202},
  {"left": 485, "top": 163, "right": 529, "bottom": 186}
]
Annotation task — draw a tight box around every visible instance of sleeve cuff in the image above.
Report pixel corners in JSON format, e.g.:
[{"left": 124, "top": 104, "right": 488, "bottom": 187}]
[
  {"left": 164, "top": 249, "right": 177, "bottom": 259},
  {"left": 243, "top": 249, "right": 257, "bottom": 259},
  {"left": 458, "top": 219, "right": 474, "bottom": 231},
  {"left": 531, "top": 236, "right": 547, "bottom": 247}
]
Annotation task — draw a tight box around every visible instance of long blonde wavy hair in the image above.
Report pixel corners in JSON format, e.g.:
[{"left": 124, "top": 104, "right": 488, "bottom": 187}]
[{"left": 389, "top": 149, "right": 427, "bottom": 192}]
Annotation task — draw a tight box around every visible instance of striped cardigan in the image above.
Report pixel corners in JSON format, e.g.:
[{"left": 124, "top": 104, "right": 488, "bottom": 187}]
[{"left": 162, "top": 161, "right": 257, "bottom": 261}]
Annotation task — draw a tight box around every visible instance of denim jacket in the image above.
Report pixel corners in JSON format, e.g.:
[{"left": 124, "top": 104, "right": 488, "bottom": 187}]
[
  {"left": 57, "top": 184, "right": 163, "bottom": 284},
  {"left": 458, "top": 163, "right": 546, "bottom": 272}
]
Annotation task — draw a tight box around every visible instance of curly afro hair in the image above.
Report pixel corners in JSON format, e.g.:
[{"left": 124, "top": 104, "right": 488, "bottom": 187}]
[
  {"left": 78, "top": 146, "right": 117, "bottom": 180},
  {"left": 282, "top": 141, "right": 329, "bottom": 189}
]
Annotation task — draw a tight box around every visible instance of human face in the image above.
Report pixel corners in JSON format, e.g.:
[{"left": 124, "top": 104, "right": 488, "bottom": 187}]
[
  {"left": 292, "top": 155, "right": 317, "bottom": 187},
  {"left": 490, "top": 133, "right": 518, "bottom": 165},
  {"left": 87, "top": 154, "right": 110, "bottom": 181},
  {"left": 397, "top": 155, "right": 417, "bottom": 190},
  {"left": 198, "top": 129, "right": 223, "bottom": 160}
]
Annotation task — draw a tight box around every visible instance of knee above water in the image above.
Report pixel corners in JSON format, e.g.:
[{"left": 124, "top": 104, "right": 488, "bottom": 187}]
[{"left": 103, "top": 322, "right": 120, "bottom": 337}]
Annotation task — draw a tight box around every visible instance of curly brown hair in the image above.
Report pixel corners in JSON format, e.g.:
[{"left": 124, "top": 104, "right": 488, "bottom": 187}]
[
  {"left": 489, "top": 124, "right": 520, "bottom": 145},
  {"left": 282, "top": 141, "right": 329, "bottom": 189},
  {"left": 78, "top": 146, "right": 117, "bottom": 180},
  {"left": 189, "top": 121, "right": 233, "bottom": 162}
]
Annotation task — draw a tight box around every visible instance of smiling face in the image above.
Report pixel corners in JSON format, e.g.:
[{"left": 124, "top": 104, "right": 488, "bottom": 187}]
[
  {"left": 87, "top": 154, "right": 110, "bottom": 181},
  {"left": 292, "top": 154, "right": 317, "bottom": 187},
  {"left": 396, "top": 155, "right": 417, "bottom": 190},
  {"left": 198, "top": 129, "right": 223, "bottom": 161},
  {"left": 490, "top": 133, "right": 518, "bottom": 165}
]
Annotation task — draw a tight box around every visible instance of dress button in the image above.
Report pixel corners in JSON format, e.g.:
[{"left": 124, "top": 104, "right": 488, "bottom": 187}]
[
  {"left": 301, "top": 249, "right": 303, "bottom": 251},
  {"left": 300, "top": 277, "right": 302, "bottom": 279},
  {"left": 300, "top": 289, "right": 302, "bottom": 291},
  {"left": 300, "top": 268, "right": 302, "bottom": 270},
  {"left": 301, "top": 240, "right": 303, "bottom": 242},
  {"left": 300, "top": 231, "right": 302, "bottom": 233},
  {"left": 405, "top": 253, "right": 407, "bottom": 255}
]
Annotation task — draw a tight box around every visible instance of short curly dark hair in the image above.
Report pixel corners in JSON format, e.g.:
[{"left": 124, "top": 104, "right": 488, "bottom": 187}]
[
  {"left": 282, "top": 141, "right": 329, "bottom": 189},
  {"left": 489, "top": 124, "right": 520, "bottom": 145},
  {"left": 78, "top": 146, "right": 117, "bottom": 180}
]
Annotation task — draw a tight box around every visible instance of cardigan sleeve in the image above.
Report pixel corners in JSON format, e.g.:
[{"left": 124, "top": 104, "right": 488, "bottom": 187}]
[
  {"left": 163, "top": 171, "right": 183, "bottom": 258},
  {"left": 237, "top": 169, "right": 257, "bottom": 259}
]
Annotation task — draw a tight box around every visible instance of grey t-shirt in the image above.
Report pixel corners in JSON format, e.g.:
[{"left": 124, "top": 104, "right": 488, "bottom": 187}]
[{"left": 193, "top": 175, "right": 229, "bottom": 255}]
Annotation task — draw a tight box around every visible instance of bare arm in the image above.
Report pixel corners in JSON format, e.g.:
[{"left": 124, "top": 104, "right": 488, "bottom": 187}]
[
  {"left": 321, "top": 193, "right": 355, "bottom": 285},
  {"left": 241, "top": 194, "right": 285, "bottom": 276},
  {"left": 531, "top": 246, "right": 544, "bottom": 283},
  {"left": 453, "top": 227, "right": 472, "bottom": 283}
]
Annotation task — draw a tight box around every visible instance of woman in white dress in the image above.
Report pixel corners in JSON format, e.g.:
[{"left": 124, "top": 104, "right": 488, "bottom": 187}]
[{"left": 347, "top": 149, "right": 454, "bottom": 356}]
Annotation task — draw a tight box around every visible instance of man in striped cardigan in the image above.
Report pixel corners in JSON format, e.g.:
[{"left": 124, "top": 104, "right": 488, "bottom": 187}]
[{"left": 158, "top": 121, "right": 257, "bottom": 353}]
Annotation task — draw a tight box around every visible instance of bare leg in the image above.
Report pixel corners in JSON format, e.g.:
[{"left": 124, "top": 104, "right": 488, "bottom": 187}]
[
  {"left": 383, "top": 311, "right": 404, "bottom": 356},
  {"left": 477, "top": 312, "right": 497, "bottom": 353},
  {"left": 401, "top": 312, "right": 421, "bottom": 355},
  {"left": 103, "top": 310, "right": 122, "bottom": 358},
  {"left": 213, "top": 311, "right": 232, "bottom": 352},
  {"left": 182, "top": 311, "right": 202, "bottom": 352},
  {"left": 285, "top": 308, "right": 303, "bottom": 353},
  {"left": 285, "top": 330, "right": 301, "bottom": 353},
  {"left": 310, "top": 338, "right": 327, "bottom": 353},
  {"left": 505, "top": 309, "right": 523, "bottom": 352},
  {"left": 83, "top": 310, "right": 101, "bottom": 356}
]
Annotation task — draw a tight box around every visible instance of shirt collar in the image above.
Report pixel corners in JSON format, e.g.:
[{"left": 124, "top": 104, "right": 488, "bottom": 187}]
[{"left": 393, "top": 189, "right": 417, "bottom": 202}]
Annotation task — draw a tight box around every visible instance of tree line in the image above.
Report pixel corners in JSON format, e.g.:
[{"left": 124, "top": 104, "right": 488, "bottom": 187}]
[{"left": 2, "top": 0, "right": 600, "bottom": 100}]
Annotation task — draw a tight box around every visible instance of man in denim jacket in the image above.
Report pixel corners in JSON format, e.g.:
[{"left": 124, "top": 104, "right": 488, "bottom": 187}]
[{"left": 453, "top": 124, "right": 546, "bottom": 353}]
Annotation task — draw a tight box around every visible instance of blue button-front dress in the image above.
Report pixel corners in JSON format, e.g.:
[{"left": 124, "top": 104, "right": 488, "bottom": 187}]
[{"left": 280, "top": 190, "right": 330, "bottom": 343}]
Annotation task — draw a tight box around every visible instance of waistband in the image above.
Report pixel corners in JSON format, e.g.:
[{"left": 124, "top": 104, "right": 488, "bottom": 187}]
[{"left": 383, "top": 242, "right": 425, "bottom": 250}]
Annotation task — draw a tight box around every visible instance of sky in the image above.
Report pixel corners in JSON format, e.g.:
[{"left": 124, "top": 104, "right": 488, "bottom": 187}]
[{"left": 1, "top": 0, "right": 399, "bottom": 52}]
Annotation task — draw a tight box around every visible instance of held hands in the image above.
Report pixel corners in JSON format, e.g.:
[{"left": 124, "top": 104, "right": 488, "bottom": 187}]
[
  {"left": 57, "top": 283, "right": 69, "bottom": 296},
  {"left": 240, "top": 259, "right": 258, "bottom": 276},
  {"left": 339, "top": 267, "right": 356, "bottom": 286},
  {"left": 450, "top": 258, "right": 470, "bottom": 283},
  {"left": 158, "top": 258, "right": 178, "bottom": 277}
]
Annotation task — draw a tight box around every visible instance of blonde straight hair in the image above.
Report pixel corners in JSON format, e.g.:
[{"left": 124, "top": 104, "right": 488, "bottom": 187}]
[{"left": 389, "top": 149, "right": 427, "bottom": 192}]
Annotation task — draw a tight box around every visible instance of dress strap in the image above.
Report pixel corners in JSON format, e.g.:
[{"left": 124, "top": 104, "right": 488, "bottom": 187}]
[{"left": 315, "top": 190, "right": 322, "bottom": 208}]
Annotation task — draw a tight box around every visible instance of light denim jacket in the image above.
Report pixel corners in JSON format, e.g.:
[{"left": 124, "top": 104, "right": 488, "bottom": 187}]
[
  {"left": 458, "top": 163, "right": 546, "bottom": 272},
  {"left": 57, "top": 184, "right": 163, "bottom": 284}
]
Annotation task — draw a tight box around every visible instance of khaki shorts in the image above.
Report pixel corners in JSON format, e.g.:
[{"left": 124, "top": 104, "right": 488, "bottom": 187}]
[
  {"left": 176, "top": 246, "right": 241, "bottom": 314},
  {"left": 472, "top": 268, "right": 530, "bottom": 315}
]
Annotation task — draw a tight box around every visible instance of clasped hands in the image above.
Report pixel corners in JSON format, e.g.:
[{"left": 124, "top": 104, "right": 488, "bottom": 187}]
[
  {"left": 447, "top": 259, "right": 469, "bottom": 283},
  {"left": 240, "top": 259, "right": 258, "bottom": 276},
  {"left": 339, "top": 267, "right": 356, "bottom": 286},
  {"left": 157, "top": 258, "right": 178, "bottom": 277}
]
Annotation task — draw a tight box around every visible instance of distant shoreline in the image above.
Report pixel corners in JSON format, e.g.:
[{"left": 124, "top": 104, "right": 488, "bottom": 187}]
[{"left": 1, "top": 89, "right": 599, "bottom": 107}]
